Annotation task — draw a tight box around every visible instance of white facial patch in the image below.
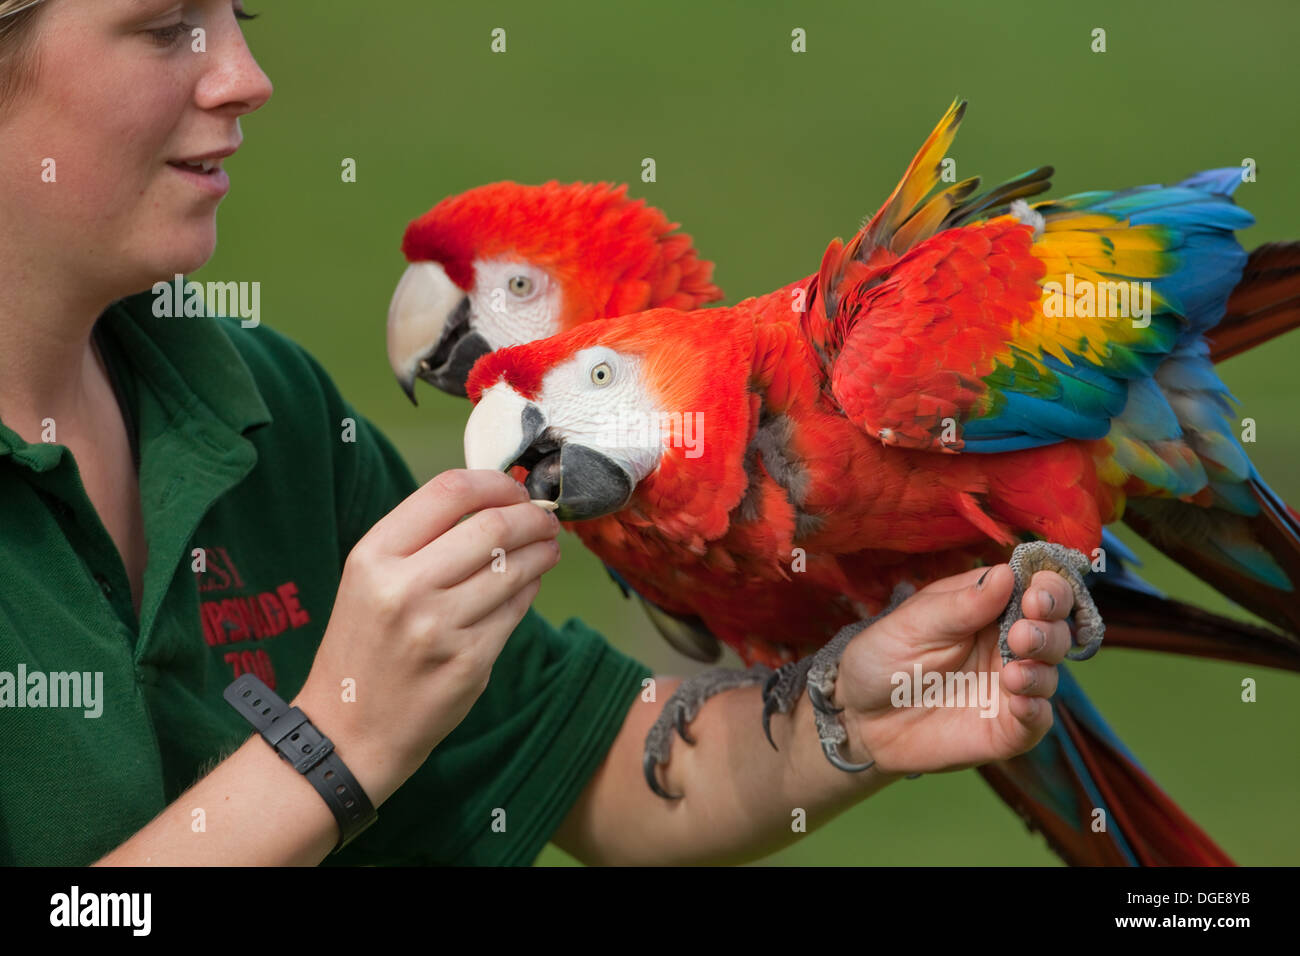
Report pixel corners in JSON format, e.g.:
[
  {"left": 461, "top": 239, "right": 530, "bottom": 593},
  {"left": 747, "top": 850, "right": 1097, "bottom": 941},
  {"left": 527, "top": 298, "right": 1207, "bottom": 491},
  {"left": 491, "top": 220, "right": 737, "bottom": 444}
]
[
  {"left": 469, "top": 258, "right": 563, "bottom": 350},
  {"left": 536, "top": 347, "right": 668, "bottom": 482}
]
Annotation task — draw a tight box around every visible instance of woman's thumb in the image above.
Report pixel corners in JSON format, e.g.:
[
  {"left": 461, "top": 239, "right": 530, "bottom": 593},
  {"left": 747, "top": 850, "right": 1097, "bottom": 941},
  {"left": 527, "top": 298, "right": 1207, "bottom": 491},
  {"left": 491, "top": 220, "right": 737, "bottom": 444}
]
[{"left": 927, "top": 563, "right": 1014, "bottom": 640}]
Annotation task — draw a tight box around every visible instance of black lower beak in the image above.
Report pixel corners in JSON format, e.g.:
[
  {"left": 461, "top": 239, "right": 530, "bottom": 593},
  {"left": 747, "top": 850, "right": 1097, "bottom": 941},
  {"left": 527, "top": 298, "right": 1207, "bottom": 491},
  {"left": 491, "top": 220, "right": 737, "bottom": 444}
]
[
  {"left": 410, "top": 298, "right": 491, "bottom": 400},
  {"left": 521, "top": 444, "right": 634, "bottom": 521}
]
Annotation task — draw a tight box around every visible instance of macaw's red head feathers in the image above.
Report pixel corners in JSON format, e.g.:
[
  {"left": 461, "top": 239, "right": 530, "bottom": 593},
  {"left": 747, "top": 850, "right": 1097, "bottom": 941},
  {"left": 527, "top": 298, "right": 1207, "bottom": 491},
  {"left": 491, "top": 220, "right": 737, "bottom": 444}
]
[
  {"left": 463, "top": 308, "right": 754, "bottom": 534},
  {"left": 401, "top": 181, "right": 721, "bottom": 314},
  {"left": 388, "top": 181, "right": 722, "bottom": 402}
]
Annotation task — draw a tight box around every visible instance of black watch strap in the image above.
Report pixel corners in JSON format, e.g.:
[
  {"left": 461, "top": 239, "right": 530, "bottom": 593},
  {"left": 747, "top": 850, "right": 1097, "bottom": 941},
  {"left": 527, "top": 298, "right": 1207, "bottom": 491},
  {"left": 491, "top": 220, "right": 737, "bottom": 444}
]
[{"left": 223, "top": 674, "right": 377, "bottom": 853}]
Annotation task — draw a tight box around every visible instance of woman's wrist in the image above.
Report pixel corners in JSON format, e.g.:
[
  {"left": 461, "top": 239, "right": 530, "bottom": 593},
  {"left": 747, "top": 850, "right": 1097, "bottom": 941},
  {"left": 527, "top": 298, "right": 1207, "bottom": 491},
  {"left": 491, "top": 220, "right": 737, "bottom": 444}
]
[{"left": 289, "top": 680, "right": 410, "bottom": 809}]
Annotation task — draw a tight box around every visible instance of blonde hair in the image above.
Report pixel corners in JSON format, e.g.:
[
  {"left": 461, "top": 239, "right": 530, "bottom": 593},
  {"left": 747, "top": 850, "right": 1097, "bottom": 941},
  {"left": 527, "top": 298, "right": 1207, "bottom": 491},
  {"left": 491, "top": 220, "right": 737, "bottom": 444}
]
[{"left": 0, "top": 0, "right": 50, "bottom": 111}]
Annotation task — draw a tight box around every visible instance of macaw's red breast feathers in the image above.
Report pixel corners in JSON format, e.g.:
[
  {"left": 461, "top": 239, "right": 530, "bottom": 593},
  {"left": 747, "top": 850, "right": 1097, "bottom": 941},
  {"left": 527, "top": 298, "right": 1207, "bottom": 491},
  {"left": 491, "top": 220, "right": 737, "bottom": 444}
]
[{"left": 400, "top": 180, "right": 722, "bottom": 323}]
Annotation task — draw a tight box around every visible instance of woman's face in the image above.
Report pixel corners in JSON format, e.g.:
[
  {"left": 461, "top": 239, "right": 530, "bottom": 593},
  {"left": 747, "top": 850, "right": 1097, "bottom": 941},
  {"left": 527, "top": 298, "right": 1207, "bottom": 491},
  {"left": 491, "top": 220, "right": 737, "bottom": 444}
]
[{"left": 0, "top": 0, "right": 271, "bottom": 301}]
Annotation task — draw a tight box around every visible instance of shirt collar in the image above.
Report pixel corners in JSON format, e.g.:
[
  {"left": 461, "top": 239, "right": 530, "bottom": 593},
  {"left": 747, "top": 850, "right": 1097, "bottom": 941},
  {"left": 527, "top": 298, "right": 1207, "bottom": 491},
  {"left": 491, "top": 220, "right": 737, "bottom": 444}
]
[{"left": 0, "top": 289, "right": 273, "bottom": 461}]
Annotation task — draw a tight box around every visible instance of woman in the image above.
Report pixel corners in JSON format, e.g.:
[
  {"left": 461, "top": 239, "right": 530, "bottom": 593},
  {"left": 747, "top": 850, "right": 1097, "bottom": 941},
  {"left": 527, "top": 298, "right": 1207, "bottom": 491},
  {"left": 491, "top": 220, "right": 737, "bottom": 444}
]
[{"left": 0, "top": 0, "right": 1074, "bottom": 866}]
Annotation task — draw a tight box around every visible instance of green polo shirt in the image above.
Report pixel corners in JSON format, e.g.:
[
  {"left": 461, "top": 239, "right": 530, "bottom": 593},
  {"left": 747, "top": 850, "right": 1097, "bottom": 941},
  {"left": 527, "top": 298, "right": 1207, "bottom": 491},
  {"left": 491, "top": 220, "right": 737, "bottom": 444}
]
[{"left": 0, "top": 289, "right": 650, "bottom": 866}]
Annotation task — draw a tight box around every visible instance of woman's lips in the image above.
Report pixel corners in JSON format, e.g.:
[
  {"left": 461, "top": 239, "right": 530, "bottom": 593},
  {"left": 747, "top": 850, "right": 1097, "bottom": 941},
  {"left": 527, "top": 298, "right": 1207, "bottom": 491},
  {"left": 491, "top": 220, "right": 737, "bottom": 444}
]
[{"left": 167, "top": 160, "right": 231, "bottom": 197}]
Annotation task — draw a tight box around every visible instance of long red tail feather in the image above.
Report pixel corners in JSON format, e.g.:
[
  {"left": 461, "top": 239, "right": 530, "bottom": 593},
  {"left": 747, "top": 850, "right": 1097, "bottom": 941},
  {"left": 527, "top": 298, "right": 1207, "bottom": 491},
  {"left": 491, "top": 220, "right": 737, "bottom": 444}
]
[{"left": 1209, "top": 241, "right": 1300, "bottom": 362}]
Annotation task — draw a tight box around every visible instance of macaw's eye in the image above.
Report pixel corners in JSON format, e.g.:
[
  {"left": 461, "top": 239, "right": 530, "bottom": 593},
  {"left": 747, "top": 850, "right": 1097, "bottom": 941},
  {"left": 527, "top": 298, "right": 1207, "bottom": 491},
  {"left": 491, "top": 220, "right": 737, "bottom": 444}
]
[
  {"left": 508, "top": 275, "right": 534, "bottom": 297},
  {"left": 590, "top": 362, "right": 613, "bottom": 386}
]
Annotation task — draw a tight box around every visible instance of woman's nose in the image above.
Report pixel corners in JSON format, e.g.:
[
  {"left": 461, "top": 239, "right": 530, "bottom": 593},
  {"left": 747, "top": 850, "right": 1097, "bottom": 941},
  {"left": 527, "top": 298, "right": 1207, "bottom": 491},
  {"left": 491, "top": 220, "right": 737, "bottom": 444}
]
[{"left": 195, "top": 20, "right": 274, "bottom": 116}]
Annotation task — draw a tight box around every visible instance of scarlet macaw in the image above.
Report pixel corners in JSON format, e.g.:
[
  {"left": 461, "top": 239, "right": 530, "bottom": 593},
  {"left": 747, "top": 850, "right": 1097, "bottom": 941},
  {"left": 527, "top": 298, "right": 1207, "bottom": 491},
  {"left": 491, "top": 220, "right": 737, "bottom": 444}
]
[
  {"left": 389, "top": 184, "right": 1300, "bottom": 675},
  {"left": 439, "top": 102, "right": 1300, "bottom": 865},
  {"left": 384, "top": 102, "right": 1300, "bottom": 858}
]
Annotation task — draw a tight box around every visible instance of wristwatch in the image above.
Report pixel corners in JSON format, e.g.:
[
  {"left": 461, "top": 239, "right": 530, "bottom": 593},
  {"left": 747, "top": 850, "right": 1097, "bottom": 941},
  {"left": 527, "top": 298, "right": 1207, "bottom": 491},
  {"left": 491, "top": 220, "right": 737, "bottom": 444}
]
[{"left": 223, "top": 674, "right": 377, "bottom": 853}]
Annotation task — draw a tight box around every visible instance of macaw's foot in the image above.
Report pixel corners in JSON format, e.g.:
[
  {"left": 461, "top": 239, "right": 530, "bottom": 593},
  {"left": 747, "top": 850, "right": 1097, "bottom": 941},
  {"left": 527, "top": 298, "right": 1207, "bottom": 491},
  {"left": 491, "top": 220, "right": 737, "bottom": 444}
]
[
  {"left": 1000, "top": 541, "right": 1105, "bottom": 665},
  {"left": 805, "top": 582, "right": 916, "bottom": 772},
  {"left": 642, "top": 665, "right": 773, "bottom": 799},
  {"left": 760, "top": 656, "right": 817, "bottom": 749}
]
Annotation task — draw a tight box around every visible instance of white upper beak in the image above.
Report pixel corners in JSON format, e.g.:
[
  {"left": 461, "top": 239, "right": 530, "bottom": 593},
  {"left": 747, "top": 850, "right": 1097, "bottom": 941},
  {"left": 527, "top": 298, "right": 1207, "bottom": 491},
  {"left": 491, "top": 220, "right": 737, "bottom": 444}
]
[
  {"left": 464, "top": 382, "right": 537, "bottom": 471},
  {"left": 386, "top": 261, "right": 465, "bottom": 391}
]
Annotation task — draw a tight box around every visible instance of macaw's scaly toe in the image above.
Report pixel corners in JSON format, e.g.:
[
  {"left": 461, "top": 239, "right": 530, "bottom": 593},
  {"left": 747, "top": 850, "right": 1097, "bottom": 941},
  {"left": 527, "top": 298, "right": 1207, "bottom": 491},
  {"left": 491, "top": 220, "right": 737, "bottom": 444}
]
[
  {"left": 642, "top": 665, "right": 772, "bottom": 799},
  {"left": 806, "top": 582, "right": 915, "bottom": 774},
  {"left": 999, "top": 541, "right": 1106, "bottom": 665},
  {"left": 761, "top": 657, "right": 817, "bottom": 749}
]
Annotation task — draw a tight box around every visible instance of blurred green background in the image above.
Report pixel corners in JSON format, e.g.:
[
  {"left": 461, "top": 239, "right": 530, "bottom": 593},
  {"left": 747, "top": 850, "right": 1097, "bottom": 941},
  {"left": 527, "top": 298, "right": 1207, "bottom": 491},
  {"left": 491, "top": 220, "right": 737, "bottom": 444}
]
[{"left": 201, "top": 0, "right": 1299, "bottom": 864}]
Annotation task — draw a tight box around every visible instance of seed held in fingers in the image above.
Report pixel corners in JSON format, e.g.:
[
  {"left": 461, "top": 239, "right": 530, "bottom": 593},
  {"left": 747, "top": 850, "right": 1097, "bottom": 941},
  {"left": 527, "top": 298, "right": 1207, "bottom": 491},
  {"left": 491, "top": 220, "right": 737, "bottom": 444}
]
[{"left": 531, "top": 499, "right": 559, "bottom": 512}]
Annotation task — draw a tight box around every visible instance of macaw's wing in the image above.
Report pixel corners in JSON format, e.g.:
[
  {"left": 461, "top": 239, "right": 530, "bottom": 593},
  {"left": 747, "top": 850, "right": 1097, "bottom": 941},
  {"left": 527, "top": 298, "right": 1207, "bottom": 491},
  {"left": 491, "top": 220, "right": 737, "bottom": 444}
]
[{"left": 802, "top": 103, "right": 1254, "bottom": 460}]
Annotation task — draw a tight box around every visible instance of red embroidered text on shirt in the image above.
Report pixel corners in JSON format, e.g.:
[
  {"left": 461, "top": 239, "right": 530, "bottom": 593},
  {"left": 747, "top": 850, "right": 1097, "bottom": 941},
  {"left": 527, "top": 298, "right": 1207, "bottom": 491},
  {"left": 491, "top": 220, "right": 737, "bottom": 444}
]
[{"left": 194, "top": 545, "right": 312, "bottom": 646}]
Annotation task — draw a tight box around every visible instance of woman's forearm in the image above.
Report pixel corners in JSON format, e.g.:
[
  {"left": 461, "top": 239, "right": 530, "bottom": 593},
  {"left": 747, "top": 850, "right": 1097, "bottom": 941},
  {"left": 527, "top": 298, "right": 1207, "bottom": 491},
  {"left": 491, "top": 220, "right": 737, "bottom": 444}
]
[
  {"left": 93, "top": 730, "right": 343, "bottom": 866},
  {"left": 555, "top": 677, "right": 899, "bottom": 865}
]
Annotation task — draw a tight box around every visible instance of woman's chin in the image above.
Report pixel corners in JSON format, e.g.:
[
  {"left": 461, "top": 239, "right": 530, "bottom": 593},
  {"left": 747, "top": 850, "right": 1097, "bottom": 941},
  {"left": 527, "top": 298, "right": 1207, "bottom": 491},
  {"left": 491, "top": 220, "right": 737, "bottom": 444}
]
[{"left": 151, "top": 232, "right": 218, "bottom": 279}]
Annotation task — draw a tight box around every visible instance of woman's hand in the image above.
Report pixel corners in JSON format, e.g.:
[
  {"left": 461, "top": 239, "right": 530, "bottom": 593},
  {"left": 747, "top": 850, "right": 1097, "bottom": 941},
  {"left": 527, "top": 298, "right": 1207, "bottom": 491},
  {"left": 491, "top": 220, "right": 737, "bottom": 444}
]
[
  {"left": 293, "top": 469, "right": 562, "bottom": 805},
  {"left": 833, "top": 563, "right": 1075, "bottom": 776}
]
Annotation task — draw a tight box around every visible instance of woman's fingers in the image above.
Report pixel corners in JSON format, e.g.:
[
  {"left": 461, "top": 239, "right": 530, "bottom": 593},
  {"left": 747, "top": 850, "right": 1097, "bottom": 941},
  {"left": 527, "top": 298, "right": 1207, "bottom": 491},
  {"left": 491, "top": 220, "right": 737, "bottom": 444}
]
[
  {"left": 1005, "top": 693, "right": 1053, "bottom": 737},
  {"left": 1001, "top": 659, "right": 1058, "bottom": 698},
  {"left": 1023, "top": 570, "right": 1074, "bottom": 621},
  {"left": 906, "top": 563, "right": 1015, "bottom": 641},
  {"left": 457, "top": 573, "right": 544, "bottom": 666},
  {"left": 918, "top": 563, "right": 1000, "bottom": 595},
  {"left": 417, "top": 498, "right": 560, "bottom": 587},
  {"left": 1004, "top": 617, "right": 1072, "bottom": 664},
  {"left": 373, "top": 469, "right": 531, "bottom": 557},
  {"left": 446, "top": 538, "right": 561, "bottom": 628}
]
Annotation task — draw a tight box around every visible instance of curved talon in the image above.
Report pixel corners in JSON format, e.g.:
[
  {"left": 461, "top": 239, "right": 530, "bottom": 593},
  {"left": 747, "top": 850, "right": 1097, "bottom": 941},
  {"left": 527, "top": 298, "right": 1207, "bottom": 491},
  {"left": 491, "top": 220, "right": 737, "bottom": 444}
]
[
  {"left": 1067, "top": 640, "right": 1101, "bottom": 662},
  {"left": 760, "top": 669, "right": 783, "bottom": 750},
  {"left": 642, "top": 753, "right": 682, "bottom": 800},
  {"left": 807, "top": 682, "right": 843, "bottom": 716},
  {"left": 762, "top": 696, "right": 782, "bottom": 751},
  {"left": 821, "top": 741, "right": 875, "bottom": 773},
  {"left": 673, "top": 706, "right": 696, "bottom": 745}
]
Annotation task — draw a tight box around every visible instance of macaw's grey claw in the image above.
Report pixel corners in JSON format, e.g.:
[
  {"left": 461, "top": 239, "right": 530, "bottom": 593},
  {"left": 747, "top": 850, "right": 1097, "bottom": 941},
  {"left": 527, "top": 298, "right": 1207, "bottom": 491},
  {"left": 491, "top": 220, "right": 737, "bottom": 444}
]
[
  {"left": 806, "top": 682, "right": 842, "bottom": 716},
  {"left": 641, "top": 664, "right": 771, "bottom": 800},
  {"left": 643, "top": 751, "right": 680, "bottom": 800},
  {"left": 822, "top": 741, "right": 875, "bottom": 773},
  {"left": 805, "top": 582, "right": 915, "bottom": 774},
  {"left": 761, "top": 699, "right": 780, "bottom": 750},
  {"left": 760, "top": 656, "right": 817, "bottom": 749},
  {"left": 761, "top": 671, "right": 782, "bottom": 749},
  {"left": 998, "top": 541, "right": 1105, "bottom": 665}
]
